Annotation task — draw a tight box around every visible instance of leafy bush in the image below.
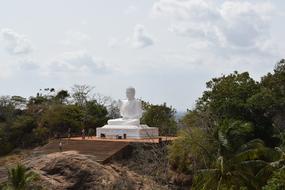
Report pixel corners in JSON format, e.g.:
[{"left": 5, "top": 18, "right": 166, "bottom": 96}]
[
  {"left": 263, "top": 167, "right": 285, "bottom": 190},
  {"left": 3, "top": 164, "right": 39, "bottom": 190},
  {"left": 141, "top": 103, "right": 177, "bottom": 136},
  {"left": 168, "top": 128, "right": 217, "bottom": 173}
]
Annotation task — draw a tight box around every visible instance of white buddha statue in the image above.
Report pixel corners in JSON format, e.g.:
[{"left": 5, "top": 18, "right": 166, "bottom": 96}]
[
  {"left": 97, "top": 87, "right": 159, "bottom": 138},
  {"left": 107, "top": 87, "right": 142, "bottom": 126}
]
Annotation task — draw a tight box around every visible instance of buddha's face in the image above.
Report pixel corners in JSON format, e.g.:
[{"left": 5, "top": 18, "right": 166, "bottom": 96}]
[{"left": 126, "top": 88, "right": 135, "bottom": 100}]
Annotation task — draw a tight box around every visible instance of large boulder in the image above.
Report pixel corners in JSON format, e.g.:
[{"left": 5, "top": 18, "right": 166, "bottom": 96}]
[{"left": 25, "top": 151, "right": 166, "bottom": 190}]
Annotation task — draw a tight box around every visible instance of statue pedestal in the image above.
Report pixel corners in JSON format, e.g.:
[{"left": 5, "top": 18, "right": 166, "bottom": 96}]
[{"left": 96, "top": 125, "right": 159, "bottom": 139}]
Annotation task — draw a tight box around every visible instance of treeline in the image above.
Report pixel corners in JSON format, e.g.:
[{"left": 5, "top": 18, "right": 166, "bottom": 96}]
[
  {"left": 169, "top": 59, "right": 285, "bottom": 189},
  {"left": 0, "top": 85, "right": 177, "bottom": 156}
]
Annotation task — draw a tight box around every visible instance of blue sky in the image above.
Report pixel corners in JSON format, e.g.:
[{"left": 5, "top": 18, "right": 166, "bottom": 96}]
[{"left": 0, "top": 0, "right": 284, "bottom": 111}]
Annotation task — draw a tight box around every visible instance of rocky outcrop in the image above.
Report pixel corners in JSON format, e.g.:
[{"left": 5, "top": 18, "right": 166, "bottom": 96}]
[{"left": 25, "top": 151, "right": 167, "bottom": 190}]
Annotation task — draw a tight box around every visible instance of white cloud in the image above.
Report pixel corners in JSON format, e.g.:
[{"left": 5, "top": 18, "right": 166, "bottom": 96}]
[
  {"left": 108, "top": 37, "right": 120, "bottom": 48},
  {"left": 0, "top": 28, "right": 34, "bottom": 55},
  {"left": 19, "top": 59, "right": 40, "bottom": 71},
  {"left": 124, "top": 5, "right": 137, "bottom": 15},
  {"left": 152, "top": 0, "right": 220, "bottom": 22},
  {"left": 152, "top": 0, "right": 275, "bottom": 53},
  {"left": 131, "top": 25, "right": 154, "bottom": 48},
  {"left": 49, "top": 51, "right": 107, "bottom": 75},
  {"left": 220, "top": 1, "right": 273, "bottom": 49},
  {"left": 80, "top": 20, "right": 88, "bottom": 25},
  {"left": 61, "top": 31, "right": 90, "bottom": 46},
  {"left": 0, "top": 61, "right": 13, "bottom": 79}
]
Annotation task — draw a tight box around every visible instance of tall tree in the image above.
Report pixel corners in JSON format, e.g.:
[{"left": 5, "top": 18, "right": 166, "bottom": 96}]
[
  {"left": 54, "top": 90, "right": 70, "bottom": 104},
  {"left": 71, "top": 85, "right": 93, "bottom": 106}
]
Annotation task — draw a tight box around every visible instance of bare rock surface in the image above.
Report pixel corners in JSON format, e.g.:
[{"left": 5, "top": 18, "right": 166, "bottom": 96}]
[{"left": 25, "top": 151, "right": 167, "bottom": 190}]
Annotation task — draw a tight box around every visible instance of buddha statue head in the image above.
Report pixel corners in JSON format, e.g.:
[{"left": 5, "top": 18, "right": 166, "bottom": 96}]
[{"left": 126, "top": 87, "right": 136, "bottom": 101}]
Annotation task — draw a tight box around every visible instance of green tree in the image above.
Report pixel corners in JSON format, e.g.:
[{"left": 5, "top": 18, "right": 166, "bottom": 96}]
[
  {"left": 42, "top": 104, "right": 84, "bottom": 136},
  {"left": 141, "top": 103, "right": 177, "bottom": 136},
  {"left": 192, "top": 139, "right": 281, "bottom": 190},
  {"left": 0, "top": 96, "right": 20, "bottom": 122},
  {"left": 250, "top": 59, "right": 285, "bottom": 130},
  {"left": 217, "top": 119, "right": 255, "bottom": 154},
  {"left": 196, "top": 71, "right": 274, "bottom": 145},
  {"left": 9, "top": 115, "right": 38, "bottom": 148},
  {"left": 198, "top": 71, "right": 259, "bottom": 121},
  {"left": 83, "top": 100, "right": 108, "bottom": 129},
  {"left": 54, "top": 90, "right": 70, "bottom": 104},
  {"left": 181, "top": 109, "right": 214, "bottom": 131},
  {"left": 171, "top": 62, "right": 285, "bottom": 188}
]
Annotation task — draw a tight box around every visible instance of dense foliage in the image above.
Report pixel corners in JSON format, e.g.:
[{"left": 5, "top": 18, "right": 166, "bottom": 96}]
[
  {"left": 169, "top": 59, "right": 285, "bottom": 189},
  {"left": 141, "top": 102, "right": 177, "bottom": 136},
  {"left": 0, "top": 85, "right": 109, "bottom": 156}
]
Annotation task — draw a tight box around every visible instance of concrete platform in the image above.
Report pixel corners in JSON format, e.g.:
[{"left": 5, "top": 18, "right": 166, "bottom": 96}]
[
  {"left": 69, "top": 136, "right": 176, "bottom": 143},
  {"left": 36, "top": 139, "right": 129, "bottom": 163},
  {"left": 36, "top": 137, "right": 176, "bottom": 164},
  {"left": 96, "top": 124, "right": 159, "bottom": 139}
]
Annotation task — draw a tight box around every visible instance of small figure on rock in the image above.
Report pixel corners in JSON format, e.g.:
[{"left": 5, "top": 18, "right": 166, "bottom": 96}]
[
  {"left": 59, "top": 140, "right": 63, "bottom": 152},
  {"left": 67, "top": 128, "right": 71, "bottom": 139},
  {"left": 81, "top": 128, "right": 86, "bottom": 139}
]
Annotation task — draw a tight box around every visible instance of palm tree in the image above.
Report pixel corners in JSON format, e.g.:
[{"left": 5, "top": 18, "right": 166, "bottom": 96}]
[
  {"left": 4, "top": 164, "right": 38, "bottom": 190},
  {"left": 192, "top": 139, "right": 281, "bottom": 190}
]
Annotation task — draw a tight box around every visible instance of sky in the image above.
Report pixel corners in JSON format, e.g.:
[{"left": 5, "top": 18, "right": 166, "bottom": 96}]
[{"left": 0, "top": 0, "right": 284, "bottom": 111}]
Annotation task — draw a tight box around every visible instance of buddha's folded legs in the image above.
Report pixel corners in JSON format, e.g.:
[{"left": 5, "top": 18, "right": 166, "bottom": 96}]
[{"left": 107, "top": 118, "right": 140, "bottom": 126}]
